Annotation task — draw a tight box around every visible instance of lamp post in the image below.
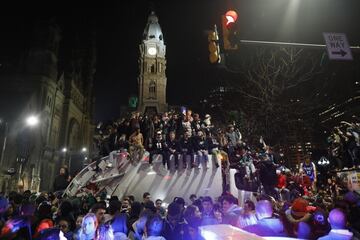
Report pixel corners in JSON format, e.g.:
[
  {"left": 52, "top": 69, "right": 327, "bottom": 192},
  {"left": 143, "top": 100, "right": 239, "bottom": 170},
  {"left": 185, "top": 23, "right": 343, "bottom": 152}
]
[
  {"left": 81, "top": 147, "right": 88, "bottom": 171},
  {"left": 0, "top": 115, "right": 41, "bottom": 192},
  {"left": 17, "top": 115, "right": 40, "bottom": 189},
  {"left": 0, "top": 115, "right": 40, "bottom": 166},
  {"left": 0, "top": 120, "right": 8, "bottom": 166},
  {"left": 61, "top": 147, "right": 72, "bottom": 173}
]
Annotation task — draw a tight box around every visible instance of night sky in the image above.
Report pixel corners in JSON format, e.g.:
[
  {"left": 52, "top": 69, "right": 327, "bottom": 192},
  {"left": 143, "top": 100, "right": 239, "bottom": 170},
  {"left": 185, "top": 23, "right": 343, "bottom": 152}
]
[{"left": 1, "top": 0, "right": 359, "bottom": 121}]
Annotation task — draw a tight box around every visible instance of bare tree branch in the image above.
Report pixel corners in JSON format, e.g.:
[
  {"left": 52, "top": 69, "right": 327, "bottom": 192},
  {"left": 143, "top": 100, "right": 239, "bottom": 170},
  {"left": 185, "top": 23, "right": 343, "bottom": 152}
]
[{"left": 223, "top": 46, "right": 325, "bottom": 144}]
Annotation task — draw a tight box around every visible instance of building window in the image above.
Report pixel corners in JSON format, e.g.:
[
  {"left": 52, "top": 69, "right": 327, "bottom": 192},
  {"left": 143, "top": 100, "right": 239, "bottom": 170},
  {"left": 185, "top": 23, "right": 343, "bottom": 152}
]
[
  {"left": 149, "top": 81, "right": 156, "bottom": 99},
  {"left": 158, "top": 63, "right": 161, "bottom": 73},
  {"left": 150, "top": 64, "right": 156, "bottom": 73}
]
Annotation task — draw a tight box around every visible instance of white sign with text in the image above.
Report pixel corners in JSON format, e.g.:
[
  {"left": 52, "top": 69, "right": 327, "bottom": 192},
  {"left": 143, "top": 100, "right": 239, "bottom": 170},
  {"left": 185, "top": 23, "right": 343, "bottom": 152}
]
[{"left": 323, "top": 32, "right": 352, "bottom": 60}]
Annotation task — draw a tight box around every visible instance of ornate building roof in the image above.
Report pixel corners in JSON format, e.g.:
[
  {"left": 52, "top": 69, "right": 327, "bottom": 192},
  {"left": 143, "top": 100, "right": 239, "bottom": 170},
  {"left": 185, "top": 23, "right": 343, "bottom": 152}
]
[{"left": 143, "top": 11, "right": 164, "bottom": 43}]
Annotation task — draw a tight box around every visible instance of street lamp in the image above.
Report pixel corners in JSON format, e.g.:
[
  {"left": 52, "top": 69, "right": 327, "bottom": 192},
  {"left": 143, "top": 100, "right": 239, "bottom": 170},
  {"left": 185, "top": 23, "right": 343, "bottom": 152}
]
[
  {"left": 1, "top": 115, "right": 40, "bottom": 166},
  {"left": 81, "top": 147, "right": 87, "bottom": 152},
  {"left": 62, "top": 147, "right": 67, "bottom": 153},
  {"left": 25, "top": 115, "right": 39, "bottom": 127}
]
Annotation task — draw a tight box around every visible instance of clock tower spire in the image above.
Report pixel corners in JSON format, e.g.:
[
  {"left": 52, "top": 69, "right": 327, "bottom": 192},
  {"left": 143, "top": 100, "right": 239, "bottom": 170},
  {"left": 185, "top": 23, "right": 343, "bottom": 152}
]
[{"left": 138, "top": 11, "right": 167, "bottom": 114}]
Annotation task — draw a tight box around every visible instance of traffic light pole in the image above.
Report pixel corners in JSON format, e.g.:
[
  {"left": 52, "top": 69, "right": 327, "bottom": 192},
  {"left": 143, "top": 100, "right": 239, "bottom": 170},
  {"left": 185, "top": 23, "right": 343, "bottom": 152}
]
[
  {"left": 237, "top": 39, "right": 360, "bottom": 51},
  {"left": 221, "top": 10, "right": 360, "bottom": 52},
  {"left": 219, "top": 38, "right": 360, "bottom": 73}
]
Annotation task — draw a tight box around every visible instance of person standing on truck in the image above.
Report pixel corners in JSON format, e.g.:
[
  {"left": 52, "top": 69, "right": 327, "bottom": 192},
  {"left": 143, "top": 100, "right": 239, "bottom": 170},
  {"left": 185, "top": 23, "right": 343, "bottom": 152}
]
[
  {"left": 129, "top": 127, "right": 144, "bottom": 162},
  {"left": 299, "top": 154, "right": 317, "bottom": 191}
]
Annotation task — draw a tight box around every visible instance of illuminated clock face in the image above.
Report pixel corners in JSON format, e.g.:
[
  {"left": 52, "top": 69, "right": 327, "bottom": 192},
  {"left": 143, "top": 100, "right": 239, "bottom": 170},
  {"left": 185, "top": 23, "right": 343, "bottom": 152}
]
[{"left": 147, "top": 47, "right": 157, "bottom": 56}]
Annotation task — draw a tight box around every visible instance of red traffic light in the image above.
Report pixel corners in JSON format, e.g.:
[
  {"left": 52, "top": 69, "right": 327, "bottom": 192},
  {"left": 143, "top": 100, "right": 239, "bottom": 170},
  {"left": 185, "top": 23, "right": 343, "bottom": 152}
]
[{"left": 225, "top": 10, "right": 238, "bottom": 28}]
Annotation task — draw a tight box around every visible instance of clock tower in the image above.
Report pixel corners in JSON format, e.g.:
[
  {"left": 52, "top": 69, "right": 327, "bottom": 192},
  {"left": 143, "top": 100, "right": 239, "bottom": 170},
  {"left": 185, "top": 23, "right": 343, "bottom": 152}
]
[{"left": 138, "top": 11, "right": 167, "bottom": 114}]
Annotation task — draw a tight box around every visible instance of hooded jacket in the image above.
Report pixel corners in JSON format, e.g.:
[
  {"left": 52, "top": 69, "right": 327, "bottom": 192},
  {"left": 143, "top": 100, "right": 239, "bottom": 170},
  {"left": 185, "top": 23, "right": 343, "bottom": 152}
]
[
  {"left": 223, "top": 204, "right": 242, "bottom": 226},
  {"left": 283, "top": 208, "right": 312, "bottom": 237}
]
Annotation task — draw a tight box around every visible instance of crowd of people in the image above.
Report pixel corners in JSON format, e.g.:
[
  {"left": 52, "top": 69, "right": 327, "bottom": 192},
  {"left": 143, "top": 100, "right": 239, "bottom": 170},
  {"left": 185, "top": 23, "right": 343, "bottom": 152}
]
[
  {"left": 0, "top": 110, "right": 359, "bottom": 239},
  {"left": 0, "top": 180, "right": 359, "bottom": 239},
  {"left": 94, "top": 110, "right": 225, "bottom": 170},
  {"left": 327, "top": 121, "right": 360, "bottom": 170}
]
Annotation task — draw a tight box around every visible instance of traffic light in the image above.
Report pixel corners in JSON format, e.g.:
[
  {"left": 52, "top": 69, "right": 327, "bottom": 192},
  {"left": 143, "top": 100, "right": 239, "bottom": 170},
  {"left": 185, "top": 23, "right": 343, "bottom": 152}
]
[
  {"left": 222, "top": 10, "right": 239, "bottom": 50},
  {"left": 208, "top": 25, "right": 221, "bottom": 64}
]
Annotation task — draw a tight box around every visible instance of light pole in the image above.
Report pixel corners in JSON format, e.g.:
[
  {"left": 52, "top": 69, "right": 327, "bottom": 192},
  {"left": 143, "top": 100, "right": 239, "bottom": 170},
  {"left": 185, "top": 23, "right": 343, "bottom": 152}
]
[
  {"left": 17, "top": 115, "right": 40, "bottom": 189},
  {"left": 81, "top": 147, "right": 88, "bottom": 171},
  {"left": 0, "top": 115, "right": 40, "bottom": 192},
  {"left": 61, "top": 147, "right": 72, "bottom": 173},
  {"left": 0, "top": 120, "right": 8, "bottom": 166},
  {"left": 0, "top": 115, "right": 40, "bottom": 167}
]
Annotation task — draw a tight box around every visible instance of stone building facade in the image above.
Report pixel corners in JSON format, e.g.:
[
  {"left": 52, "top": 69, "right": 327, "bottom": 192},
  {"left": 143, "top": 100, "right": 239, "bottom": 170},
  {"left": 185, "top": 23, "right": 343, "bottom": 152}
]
[
  {"left": 0, "top": 20, "right": 96, "bottom": 192},
  {"left": 138, "top": 12, "right": 168, "bottom": 114}
]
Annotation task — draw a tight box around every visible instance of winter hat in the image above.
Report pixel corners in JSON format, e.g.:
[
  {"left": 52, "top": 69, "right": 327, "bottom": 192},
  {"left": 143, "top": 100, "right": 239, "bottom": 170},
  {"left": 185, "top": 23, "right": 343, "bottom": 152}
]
[
  {"left": 144, "top": 200, "right": 157, "bottom": 213},
  {"left": 38, "top": 201, "right": 52, "bottom": 217},
  {"left": 108, "top": 200, "right": 122, "bottom": 215},
  {"left": 291, "top": 198, "right": 309, "bottom": 218},
  {"left": 168, "top": 202, "right": 181, "bottom": 216},
  {"left": 174, "top": 197, "right": 185, "bottom": 206}
]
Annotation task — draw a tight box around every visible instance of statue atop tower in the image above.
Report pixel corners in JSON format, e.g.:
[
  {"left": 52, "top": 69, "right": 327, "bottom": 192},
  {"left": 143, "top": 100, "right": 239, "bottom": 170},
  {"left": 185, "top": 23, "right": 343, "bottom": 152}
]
[{"left": 137, "top": 11, "right": 167, "bottom": 114}]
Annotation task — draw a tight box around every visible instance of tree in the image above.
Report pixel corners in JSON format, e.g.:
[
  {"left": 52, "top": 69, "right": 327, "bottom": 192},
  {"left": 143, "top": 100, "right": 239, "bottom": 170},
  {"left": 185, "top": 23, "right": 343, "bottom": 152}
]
[{"left": 223, "top": 46, "right": 326, "bottom": 145}]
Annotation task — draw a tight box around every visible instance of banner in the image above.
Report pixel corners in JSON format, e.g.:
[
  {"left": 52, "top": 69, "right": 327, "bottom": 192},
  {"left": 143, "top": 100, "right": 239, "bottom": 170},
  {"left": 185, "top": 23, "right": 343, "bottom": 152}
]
[{"left": 336, "top": 170, "right": 360, "bottom": 194}]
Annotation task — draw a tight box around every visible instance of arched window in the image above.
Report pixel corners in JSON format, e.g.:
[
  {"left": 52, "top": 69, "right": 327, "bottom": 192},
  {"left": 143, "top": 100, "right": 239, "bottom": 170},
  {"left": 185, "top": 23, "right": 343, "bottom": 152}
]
[
  {"left": 68, "top": 118, "right": 81, "bottom": 149},
  {"left": 149, "top": 80, "right": 156, "bottom": 99}
]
